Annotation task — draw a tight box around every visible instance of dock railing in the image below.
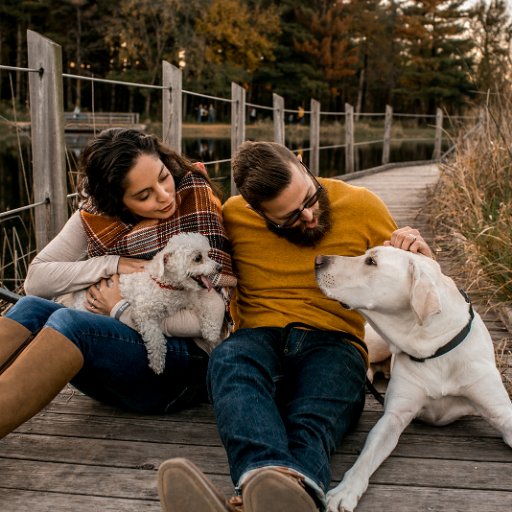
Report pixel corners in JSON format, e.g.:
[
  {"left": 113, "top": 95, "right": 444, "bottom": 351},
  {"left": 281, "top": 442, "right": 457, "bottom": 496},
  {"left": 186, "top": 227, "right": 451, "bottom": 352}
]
[{"left": 0, "top": 30, "right": 479, "bottom": 297}]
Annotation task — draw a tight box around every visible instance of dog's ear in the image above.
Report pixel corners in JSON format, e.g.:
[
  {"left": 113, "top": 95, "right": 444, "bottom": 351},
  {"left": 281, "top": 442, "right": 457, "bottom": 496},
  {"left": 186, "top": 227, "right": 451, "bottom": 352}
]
[
  {"left": 409, "top": 259, "right": 442, "bottom": 325},
  {"left": 151, "top": 251, "right": 170, "bottom": 279}
]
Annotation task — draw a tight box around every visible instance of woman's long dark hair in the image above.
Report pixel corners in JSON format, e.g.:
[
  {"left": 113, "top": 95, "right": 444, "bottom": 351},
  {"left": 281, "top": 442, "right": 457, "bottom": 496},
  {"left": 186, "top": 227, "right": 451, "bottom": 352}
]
[{"left": 78, "top": 128, "right": 219, "bottom": 223}]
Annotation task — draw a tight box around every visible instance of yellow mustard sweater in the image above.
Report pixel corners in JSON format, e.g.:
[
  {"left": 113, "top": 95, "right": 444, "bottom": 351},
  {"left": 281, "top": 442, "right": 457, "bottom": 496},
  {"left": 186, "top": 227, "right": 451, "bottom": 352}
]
[{"left": 222, "top": 178, "right": 397, "bottom": 361}]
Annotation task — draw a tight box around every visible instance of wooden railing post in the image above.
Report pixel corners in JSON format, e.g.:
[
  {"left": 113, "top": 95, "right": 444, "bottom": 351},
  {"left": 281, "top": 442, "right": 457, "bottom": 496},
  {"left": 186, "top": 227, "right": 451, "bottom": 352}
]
[
  {"left": 162, "top": 61, "right": 182, "bottom": 152},
  {"left": 27, "top": 30, "right": 67, "bottom": 252},
  {"left": 310, "top": 99, "right": 320, "bottom": 175},
  {"left": 345, "top": 103, "right": 354, "bottom": 174},
  {"left": 231, "top": 83, "right": 246, "bottom": 196},
  {"left": 382, "top": 104, "right": 393, "bottom": 165},
  {"left": 273, "top": 93, "right": 285, "bottom": 145},
  {"left": 433, "top": 108, "right": 443, "bottom": 160}
]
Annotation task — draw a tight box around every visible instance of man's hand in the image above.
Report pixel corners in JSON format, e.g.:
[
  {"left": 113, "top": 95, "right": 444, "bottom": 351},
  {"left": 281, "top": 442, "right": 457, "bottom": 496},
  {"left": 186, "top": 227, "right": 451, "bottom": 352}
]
[{"left": 383, "top": 226, "right": 433, "bottom": 258}]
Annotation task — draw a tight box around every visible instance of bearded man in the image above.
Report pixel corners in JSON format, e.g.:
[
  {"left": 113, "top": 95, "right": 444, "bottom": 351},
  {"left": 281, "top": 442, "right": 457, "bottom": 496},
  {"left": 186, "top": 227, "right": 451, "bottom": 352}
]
[{"left": 158, "top": 141, "right": 432, "bottom": 512}]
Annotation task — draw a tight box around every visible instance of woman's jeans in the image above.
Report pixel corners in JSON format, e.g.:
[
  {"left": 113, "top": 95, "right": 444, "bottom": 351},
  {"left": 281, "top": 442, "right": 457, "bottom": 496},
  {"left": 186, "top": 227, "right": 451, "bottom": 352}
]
[
  {"left": 5, "top": 296, "right": 208, "bottom": 413},
  {"left": 207, "top": 326, "right": 367, "bottom": 494}
]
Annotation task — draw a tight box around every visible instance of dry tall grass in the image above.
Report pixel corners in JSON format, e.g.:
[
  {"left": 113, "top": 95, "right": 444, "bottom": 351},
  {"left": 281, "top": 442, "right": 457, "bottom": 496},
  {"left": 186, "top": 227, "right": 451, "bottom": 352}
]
[{"left": 429, "top": 93, "right": 512, "bottom": 394}]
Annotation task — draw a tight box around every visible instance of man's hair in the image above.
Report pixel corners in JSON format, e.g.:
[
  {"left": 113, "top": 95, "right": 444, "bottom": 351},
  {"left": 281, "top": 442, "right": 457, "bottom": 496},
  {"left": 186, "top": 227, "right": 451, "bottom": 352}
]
[{"left": 232, "top": 141, "right": 299, "bottom": 209}]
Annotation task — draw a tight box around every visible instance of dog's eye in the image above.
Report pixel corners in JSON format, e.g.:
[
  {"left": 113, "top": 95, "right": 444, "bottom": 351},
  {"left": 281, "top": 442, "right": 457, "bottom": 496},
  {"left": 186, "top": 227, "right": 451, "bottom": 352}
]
[
  {"left": 194, "top": 254, "right": 203, "bottom": 263},
  {"left": 365, "top": 256, "right": 377, "bottom": 266}
]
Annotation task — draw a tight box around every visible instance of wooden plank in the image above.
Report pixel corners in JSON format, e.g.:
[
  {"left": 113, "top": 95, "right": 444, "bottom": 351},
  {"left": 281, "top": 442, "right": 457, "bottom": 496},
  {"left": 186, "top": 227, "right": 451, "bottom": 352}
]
[
  {"left": 4, "top": 424, "right": 510, "bottom": 469},
  {"left": 0, "top": 458, "right": 158, "bottom": 500},
  {"left": 330, "top": 455, "right": 512, "bottom": 491},
  {"left": 1, "top": 434, "right": 230, "bottom": 473},
  {"left": 41, "top": 394, "right": 508, "bottom": 442},
  {"left": 1, "top": 490, "right": 158, "bottom": 512},
  {"left": 13, "top": 412, "right": 222, "bottom": 446},
  {"left": 355, "top": 485, "right": 512, "bottom": 512}
]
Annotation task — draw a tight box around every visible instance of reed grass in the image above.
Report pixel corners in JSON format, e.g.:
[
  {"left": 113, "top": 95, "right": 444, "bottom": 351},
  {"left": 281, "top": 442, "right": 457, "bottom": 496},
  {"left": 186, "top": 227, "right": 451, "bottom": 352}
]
[{"left": 429, "top": 92, "right": 512, "bottom": 394}]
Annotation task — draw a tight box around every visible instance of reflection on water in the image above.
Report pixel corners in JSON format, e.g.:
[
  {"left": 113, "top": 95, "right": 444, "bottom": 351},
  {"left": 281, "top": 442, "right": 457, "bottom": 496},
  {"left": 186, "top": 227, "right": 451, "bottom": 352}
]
[{"left": 0, "top": 135, "right": 446, "bottom": 211}]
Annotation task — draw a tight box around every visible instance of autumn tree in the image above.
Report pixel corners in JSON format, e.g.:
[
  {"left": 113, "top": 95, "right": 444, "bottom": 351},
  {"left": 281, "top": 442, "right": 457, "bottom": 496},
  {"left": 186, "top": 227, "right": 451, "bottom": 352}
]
[
  {"left": 295, "top": 1, "right": 358, "bottom": 111},
  {"left": 0, "top": 0, "right": 48, "bottom": 106},
  {"left": 394, "top": 0, "right": 475, "bottom": 114},
  {"left": 470, "top": 0, "right": 512, "bottom": 95},
  {"left": 195, "top": 0, "right": 281, "bottom": 96},
  {"left": 102, "top": 0, "right": 187, "bottom": 118},
  {"left": 250, "top": 0, "right": 316, "bottom": 108}
]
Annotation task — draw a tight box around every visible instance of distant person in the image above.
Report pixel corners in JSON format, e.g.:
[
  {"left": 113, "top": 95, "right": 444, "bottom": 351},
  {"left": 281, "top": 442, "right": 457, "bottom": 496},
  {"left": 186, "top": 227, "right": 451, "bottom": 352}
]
[
  {"left": 297, "top": 105, "right": 305, "bottom": 125},
  {"left": 72, "top": 104, "right": 81, "bottom": 119},
  {"left": 249, "top": 107, "right": 257, "bottom": 123},
  {"left": 196, "top": 104, "right": 204, "bottom": 123},
  {"left": 0, "top": 128, "right": 236, "bottom": 440},
  {"left": 208, "top": 104, "right": 216, "bottom": 123},
  {"left": 201, "top": 105, "right": 209, "bottom": 123}
]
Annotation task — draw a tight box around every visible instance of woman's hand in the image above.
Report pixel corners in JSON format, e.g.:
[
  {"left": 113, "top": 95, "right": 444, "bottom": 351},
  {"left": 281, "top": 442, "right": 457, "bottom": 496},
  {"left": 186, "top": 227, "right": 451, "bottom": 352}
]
[
  {"left": 118, "top": 256, "right": 146, "bottom": 274},
  {"left": 383, "top": 226, "right": 433, "bottom": 258},
  {"left": 84, "top": 274, "right": 123, "bottom": 315}
]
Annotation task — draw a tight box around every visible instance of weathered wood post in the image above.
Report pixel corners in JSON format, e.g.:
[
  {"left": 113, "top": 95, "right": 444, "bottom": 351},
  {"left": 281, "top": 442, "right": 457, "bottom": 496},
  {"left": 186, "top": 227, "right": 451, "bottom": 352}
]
[
  {"left": 310, "top": 99, "right": 320, "bottom": 175},
  {"left": 231, "top": 83, "right": 246, "bottom": 196},
  {"left": 345, "top": 103, "right": 355, "bottom": 174},
  {"left": 433, "top": 108, "right": 443, "bottom": 160},
  {"left": 162, "top": 61, "right": 182, "bottom": 152},
  {"left": 382, "top": 104, "right": 393, "bottom": 165},
  {"left": 27, "top": 30, "right": 67, "bottom": 252},
  {"left": 273, "top": 93, "right": 285, "bottom": 145}
]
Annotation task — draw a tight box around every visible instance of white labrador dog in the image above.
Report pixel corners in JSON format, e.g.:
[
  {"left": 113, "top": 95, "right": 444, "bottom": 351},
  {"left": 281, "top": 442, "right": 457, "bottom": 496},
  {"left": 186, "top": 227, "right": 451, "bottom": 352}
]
[{"left": 315, "top": 246, "right": 512, "bottom": 512}]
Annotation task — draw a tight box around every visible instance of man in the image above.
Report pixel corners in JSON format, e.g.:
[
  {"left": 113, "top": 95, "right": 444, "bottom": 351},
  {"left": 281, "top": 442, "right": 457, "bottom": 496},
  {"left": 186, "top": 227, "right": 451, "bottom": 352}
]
[{"left": 157, "top": 141, "right": 432, "bottom": 512}]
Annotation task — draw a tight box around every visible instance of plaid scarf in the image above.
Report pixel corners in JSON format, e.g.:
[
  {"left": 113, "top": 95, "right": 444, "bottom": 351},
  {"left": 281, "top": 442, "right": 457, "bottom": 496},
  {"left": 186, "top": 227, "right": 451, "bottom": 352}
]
[{"left": 79, "top": 171, "right": 236, "bottom": 290}]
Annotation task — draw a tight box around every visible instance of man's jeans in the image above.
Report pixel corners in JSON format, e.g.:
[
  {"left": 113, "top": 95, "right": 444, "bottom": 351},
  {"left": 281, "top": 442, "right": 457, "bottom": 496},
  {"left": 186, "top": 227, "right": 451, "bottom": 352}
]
[
  {"left": 5, "top": 296, "right": 208, "bottom": 413},
  {"left": 207, "top": 326, "right": 366, "bottom": 494}
]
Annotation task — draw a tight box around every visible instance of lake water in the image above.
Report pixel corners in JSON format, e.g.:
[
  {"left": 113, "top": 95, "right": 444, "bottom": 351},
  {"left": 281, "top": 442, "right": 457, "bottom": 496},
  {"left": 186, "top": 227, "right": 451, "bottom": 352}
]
[
  {"left": 0, "top": 133, "right": 445, "bottom": 212},
  {"left": 0, "top": 132, "right": 445, "bottom": 288}
]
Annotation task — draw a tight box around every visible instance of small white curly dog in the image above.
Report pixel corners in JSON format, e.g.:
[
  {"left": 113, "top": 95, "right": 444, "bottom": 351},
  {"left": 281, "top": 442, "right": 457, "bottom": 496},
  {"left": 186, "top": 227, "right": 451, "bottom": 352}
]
[{"left": 72, "top": 232, "right": 225, "bottom": 374}]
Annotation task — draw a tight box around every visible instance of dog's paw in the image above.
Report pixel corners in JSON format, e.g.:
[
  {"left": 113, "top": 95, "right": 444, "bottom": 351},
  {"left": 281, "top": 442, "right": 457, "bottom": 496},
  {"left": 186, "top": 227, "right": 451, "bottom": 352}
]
[
  {"left": 326, "top": 485, "right": 359, "bottom": 512},
  {"left": 141, "top": 329, "right": 167, "bottom": 375},
  {"left": 148, "top": 356, "right": 165, "bottom": 375}
]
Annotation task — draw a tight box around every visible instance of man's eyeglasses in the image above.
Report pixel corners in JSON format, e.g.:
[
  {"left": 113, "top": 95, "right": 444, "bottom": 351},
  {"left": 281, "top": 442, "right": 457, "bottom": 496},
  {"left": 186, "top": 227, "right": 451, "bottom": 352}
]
[{"left": 251, "top": 161, "right": 323, "bottom": 229}]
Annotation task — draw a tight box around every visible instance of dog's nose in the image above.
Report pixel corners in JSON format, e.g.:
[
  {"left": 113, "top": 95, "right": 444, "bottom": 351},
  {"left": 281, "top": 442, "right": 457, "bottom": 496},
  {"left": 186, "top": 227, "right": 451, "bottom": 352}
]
[{"left": 315, "top": 255, "right": 326, "bottom": 268}]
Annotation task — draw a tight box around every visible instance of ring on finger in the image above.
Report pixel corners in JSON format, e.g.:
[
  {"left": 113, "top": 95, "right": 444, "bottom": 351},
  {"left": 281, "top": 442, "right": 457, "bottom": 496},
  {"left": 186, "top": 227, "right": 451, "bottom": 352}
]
[
  {"left": 409, "top": 234, "right": 417, "bottom": 242},
  {"left": 90, "top": 297, "right": 97, "bottom": 307}
]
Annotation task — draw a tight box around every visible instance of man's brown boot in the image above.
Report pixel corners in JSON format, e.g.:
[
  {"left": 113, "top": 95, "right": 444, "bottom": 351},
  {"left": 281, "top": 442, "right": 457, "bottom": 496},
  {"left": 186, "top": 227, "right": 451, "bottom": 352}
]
[
  {"left": 158, "top": 458, "right": 242, "bottom": 512},
  {"left": 242, "top": 466, "right": 319, "bottom": 512},
  {"left": 0, "top": 327, "right": 84, "bottom": 438},
  {"left": 0, "top": 317, "right": 34, "bottom": 374}
]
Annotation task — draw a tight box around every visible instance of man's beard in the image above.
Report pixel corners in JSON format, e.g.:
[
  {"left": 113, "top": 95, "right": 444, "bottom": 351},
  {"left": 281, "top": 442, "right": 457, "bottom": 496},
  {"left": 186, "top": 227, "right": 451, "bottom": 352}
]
[{"left": 267, "top": 189, "right": 332, "bottom": 247}]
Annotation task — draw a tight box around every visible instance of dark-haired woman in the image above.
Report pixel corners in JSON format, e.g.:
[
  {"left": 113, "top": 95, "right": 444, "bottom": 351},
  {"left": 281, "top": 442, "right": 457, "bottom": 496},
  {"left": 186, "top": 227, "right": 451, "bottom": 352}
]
[{"left": 0, "top": 128, "right": 236, "bottom": 438}]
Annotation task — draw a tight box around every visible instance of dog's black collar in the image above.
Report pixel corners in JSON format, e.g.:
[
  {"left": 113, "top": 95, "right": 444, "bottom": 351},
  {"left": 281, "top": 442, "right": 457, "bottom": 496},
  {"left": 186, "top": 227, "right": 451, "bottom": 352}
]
[{"left": 409, "top": 289, "right": 474, "bottom": 363}]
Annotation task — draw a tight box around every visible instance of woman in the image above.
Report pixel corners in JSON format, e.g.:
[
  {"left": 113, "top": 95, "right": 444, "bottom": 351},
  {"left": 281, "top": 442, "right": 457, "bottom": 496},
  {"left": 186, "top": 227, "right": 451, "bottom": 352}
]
[{"left": 0, "top": 128, "right": 236, "bottom": 439}]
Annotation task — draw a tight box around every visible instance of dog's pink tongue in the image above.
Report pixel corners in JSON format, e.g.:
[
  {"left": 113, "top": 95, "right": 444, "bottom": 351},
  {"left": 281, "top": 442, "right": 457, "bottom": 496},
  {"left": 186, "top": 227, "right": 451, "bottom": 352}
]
[{"left": 201, "top": 276, "right": 213, "bottom": 291}]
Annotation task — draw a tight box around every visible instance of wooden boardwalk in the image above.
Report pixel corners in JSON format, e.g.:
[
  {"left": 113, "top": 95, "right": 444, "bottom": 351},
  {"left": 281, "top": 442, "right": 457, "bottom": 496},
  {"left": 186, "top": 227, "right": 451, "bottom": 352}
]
[{"left": 1, "top": 164, "right": 511, "bottom": 511}]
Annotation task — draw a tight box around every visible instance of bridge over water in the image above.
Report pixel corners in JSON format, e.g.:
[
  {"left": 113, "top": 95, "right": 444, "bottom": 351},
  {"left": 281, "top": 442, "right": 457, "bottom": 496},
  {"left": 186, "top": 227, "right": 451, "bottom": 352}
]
[{"left": 1, "top": 163, "right": 510, "bottom": 512}]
